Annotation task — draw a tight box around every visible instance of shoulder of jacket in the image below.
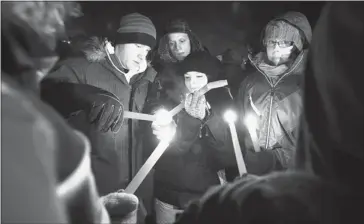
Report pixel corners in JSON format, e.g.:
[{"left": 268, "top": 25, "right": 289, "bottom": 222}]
[
  {"left": 144, "top": 66, "right": 158, "bottom": 82},
  {"left": 52, "top": 57, "right": 92, "bottom": 71}
]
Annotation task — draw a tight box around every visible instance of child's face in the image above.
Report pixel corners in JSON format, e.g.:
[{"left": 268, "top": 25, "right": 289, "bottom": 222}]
[{"left": 184, "top": 71, "right": 208, "bottom": 93}]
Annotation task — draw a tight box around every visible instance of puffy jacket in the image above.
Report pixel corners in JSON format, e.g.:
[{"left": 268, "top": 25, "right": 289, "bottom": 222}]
[
  {"left": 236, "top": 12, "right": 312, "bottom": 175},
  {"left": 42, "top": 37, "right": 157, "bottom": 196}
]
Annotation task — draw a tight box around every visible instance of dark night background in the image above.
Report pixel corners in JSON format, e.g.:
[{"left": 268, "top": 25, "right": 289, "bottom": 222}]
[{"left": 65, "top": 1, "right": 325, "bottom": 56}]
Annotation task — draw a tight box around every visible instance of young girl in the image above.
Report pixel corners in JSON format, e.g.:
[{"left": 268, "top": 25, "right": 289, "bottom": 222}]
[{"left": 146, "top": 51, "right": 237, "bottom": 224}]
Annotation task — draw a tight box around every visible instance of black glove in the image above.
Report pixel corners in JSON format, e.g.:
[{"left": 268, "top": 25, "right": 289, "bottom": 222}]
[{"left": 41, "top": 81, "right": 124, "bottom": 133}]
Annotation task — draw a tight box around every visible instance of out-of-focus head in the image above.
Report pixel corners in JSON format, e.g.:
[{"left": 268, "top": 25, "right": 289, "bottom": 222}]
[
  {"left": 1, "top": 1, "right": 82, "bottom": 86},
  {"left": 179, "top": 51, "right": 220, "bottom": 93},
  {"left": 114, "top": 13, "right": 156, "bottom": 73},
  {"left": 175, "top": 171, "right": 354, "bottom": 224},
  {"left": 158, "top": 18, "right": 204, "bottom": 63},
  {"left": 263, "top": 11, "right": 311, "bottom": 66}
]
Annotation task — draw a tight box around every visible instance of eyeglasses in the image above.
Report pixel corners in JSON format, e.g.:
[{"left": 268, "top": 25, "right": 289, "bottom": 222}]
[{"left": 266, "top": 40, "right": 294, "bottom": 48}]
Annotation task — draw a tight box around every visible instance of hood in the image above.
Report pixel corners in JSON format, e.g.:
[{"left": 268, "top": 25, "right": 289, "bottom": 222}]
[
  {"left": 81, "top": 36, "right": 108, "bottom": 63},
  {"left": 156, "top": 30, "right": 205, "bottom": 64},
  {"left": 267, "top": 11, "right": 312, "bottom": 46}
]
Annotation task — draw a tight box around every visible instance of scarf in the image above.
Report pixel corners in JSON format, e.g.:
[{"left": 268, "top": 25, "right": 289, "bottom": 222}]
[{"left": 258, "top": 62, "right": 289, "bottom": 77}]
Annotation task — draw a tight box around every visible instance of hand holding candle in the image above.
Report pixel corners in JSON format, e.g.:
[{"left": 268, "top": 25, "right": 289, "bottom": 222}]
[
  {"left": 224, "top": 110, "right": 247, "bottom": 176},
  {"left": 124, "top": 109, "right": 176, "bottom": 194},
  {"left": 169, "top": 80, "right": 229, "bottom": 117},
  {"left": 151, "top": 109, "right": 176, "bottom": 140}
]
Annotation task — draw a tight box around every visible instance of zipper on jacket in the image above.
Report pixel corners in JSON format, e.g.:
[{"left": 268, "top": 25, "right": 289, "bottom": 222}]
[
  {"left": 254, "top": 53, "right": 304, "bottom": 149},
  {"left": 199, "top": 125, "right": 203, "bottom": 138},
  {"left": 265, "top": 90, "right": 274, "bottom": 149}
]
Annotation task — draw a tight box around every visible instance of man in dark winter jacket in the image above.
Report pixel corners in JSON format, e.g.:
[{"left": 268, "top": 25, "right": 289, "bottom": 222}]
[
  {"left": 236, "top": 11, "right": 311, "bottom": 175},
  {"left": 42, "top": 13, "right": 158, "bottom": 197}
]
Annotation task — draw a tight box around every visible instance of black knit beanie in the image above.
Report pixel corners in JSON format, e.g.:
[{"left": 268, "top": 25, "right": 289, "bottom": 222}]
[{"left": 178, "top": 51, "right": 220, "bottom": 82}]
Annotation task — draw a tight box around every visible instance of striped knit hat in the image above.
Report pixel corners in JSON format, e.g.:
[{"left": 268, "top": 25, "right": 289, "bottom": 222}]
[{"left": 115, "top": 13, "right": 156, "bottom": 49}]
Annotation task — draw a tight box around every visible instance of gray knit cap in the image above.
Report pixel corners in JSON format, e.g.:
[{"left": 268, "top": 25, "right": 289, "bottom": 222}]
[{"left": 264, "top": 20, "right": 304, "bottom": 51}]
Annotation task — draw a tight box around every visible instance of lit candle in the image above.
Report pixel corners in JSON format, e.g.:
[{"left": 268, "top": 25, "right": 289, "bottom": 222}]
[
  {"left": 244, "top": 113, "right": 261, "bottom": 152},
  {"left": 125, "top": 140, "right": 171, "bottom": 194},
  {"left": 123, "top": 111, "right": 156, "bottom": 122},
  {"left": 224, "top": 110, "right": 247, "bottom": 176},
  {"left": 125, "top": 109, "right": 174, "bottom": 193}
]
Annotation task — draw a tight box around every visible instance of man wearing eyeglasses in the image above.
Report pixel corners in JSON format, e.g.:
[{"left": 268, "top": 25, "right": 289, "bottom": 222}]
[{"left": 234, "top": 11, "right": 312, "bottom": 176}]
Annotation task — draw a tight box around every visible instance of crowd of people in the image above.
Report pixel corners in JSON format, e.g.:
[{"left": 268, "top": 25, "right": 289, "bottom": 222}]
[{"left": 2, "top": 1, "right": 363, "bottom": 224}]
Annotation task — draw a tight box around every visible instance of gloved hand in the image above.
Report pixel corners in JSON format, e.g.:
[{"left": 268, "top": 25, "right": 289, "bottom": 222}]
[
  {"left": 41, "top": 81, "right": 124, "bottom": 133},
  {"left": 88, "top": 92, "right": 124, "bottom": 133},
  {"left": 184, "top": 93, "right": 207, "bottom": 120},
  {"left": 100, "top": 189, "right": 139, "bottom": 224}
]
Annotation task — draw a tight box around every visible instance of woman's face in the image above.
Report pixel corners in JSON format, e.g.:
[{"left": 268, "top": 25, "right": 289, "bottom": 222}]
[
  {"left": 184, "top": 71, "right": 208, "bottom": 93},
  {"left": 168, "top": 32, "right": 191, "bottom": 61},
  {"left": 266, "top": 39, "right": 294, "bottom": 66}
]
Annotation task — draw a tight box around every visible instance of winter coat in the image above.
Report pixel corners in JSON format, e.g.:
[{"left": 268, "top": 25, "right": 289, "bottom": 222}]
[
  {"left": 236, "top": 12, "right": 312, "bottom": 175},
  {"left": 295, "top": 2, "right": 364, "bottom": 193},
  {"left": 43, "top": 37, "right": 157, "bottom": 196},
  {"left": 144, "top": 66, "right": 236, "bottom": 209}
]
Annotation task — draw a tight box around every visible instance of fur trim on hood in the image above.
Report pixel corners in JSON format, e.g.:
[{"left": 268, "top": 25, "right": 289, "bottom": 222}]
[{"left": 81, "top": 36, "right": 108, "bottom": 63}]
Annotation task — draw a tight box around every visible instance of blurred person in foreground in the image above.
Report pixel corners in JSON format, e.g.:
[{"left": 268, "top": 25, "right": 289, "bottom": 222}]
[
  {"left": 235, "top": 11, "right": 311, "bottom": 175},
  {"left": 295, "top": 2, "right": 364, "bottom": 193},
  {"left": 1, "top": 1, "right": 138, "bottom": 223},
  {"left": 174, "top": 171, "right": 361, "bottom": 224}
]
